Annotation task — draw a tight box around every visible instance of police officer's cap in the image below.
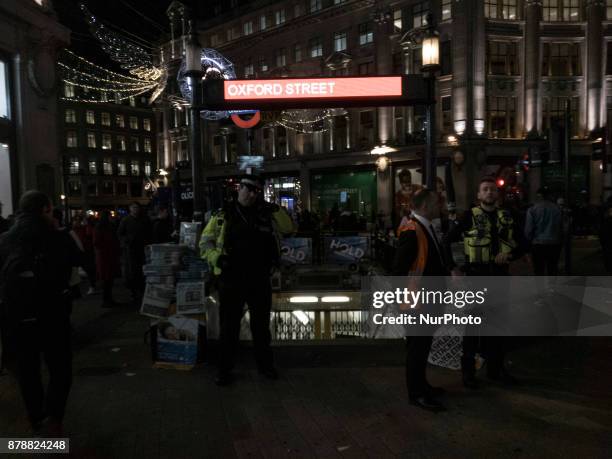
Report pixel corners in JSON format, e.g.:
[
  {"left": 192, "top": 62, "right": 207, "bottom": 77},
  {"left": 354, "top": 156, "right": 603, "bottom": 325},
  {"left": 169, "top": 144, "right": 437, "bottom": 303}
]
[{"left": 239, "top": 174, "right": 264, "bottom": 192}]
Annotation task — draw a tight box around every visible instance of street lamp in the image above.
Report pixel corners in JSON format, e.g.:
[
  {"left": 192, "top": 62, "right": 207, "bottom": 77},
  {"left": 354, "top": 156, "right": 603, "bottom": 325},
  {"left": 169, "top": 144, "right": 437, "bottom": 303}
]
[
  {"left": 421, "top": 14, "right": 440, "bottom": 190},
  {"left": 184, "top": 19, "right": 205, "bottom": 222}
]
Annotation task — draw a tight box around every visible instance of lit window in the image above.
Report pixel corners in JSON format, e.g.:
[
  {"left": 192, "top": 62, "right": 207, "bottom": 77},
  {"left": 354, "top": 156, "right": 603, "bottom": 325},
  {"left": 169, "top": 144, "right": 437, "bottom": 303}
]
[
  {"left": 65, "top": 109, "right": 76, "bottom": 123},
  {"left": 0, "top": 60, "right": 8, "bottom": 119},
  {"left": 294, "top": 44, "right": 302, "bottom": 63},
  {"left": 117, "top": 159, "right": 127, "bottom": 176},
  {"left": 608, "top": 0, "right": 612, "bottom": 20},
  {"left": 66, "top": 131, "right": 77, "bottom": 148},
  {"left": 487, "top": 97, "right": 516, "bottom": 138},
  {"left": 542, "top": 43, "right": 581, "bottom": 76},
  {"left": 143, "top": 118, "right": 151, "bottom": 131},
  {"left": 334, "top": 32, "right": 347, "bottom": 52},
  {"left": 102, "top": 134, "right": 112, "bottom": 150},
  {"left": 103, "top": 158, "right": 113, "bottom": 175},
  {"left": 442, "top": 0, "right": 452, "bottom": 20},
  {"left": 260, "top": 14, "right": 267, "bottom": 30},
  {"left": 275, "top": 48, "right": 287, "bottom": 67},
  {"left": 129, "top": 116, "right": 138, "bottom": 129},
  {"left": 310, "top": 0, "right": 322, "bottom": 13},
  {"left": 68, "top": 156, "right": 80, "bottom": 174},
  {"left": 86, "top": 110, "right": 95, "bottom": 124},
  {"left": 116, "top": 114, "right": 125, "bottom": 128},
  {"left": 131, "top": 137, "right": 140, "bottom": 152},
  {"left": 243, "top": 21, "right": 253, "bottom": 35},
  {"left": 393, "top": 9, "right": 402, "bottom": 31},
  {"left": 244, "top": 62, "right": 254, "bottom": 77},
  {"left": 488, "top": 41, "right": 518, "bottom": 75},
  {"left": 129, "top": 97, "right": 136, "bottom": 107},
  {"left": 87, "top": 132, "right": 96, "bottom": 148},
  {"left": 102, "top": 180, "right": 113, "bottom": 195},
  {"left": 259, "top": 57, "right": 268, "bottom": 72},
  {"left": 294, "top": 4, "right": 302, "bottom": 16},
  {"left": 145, "top": 161, "right": 152, "bottom": 176},
  {"left": 117, "top": 135, "right": 126, "bottom": 151},
  {"left": 101, "top": 112, "right": 111, "bottom": 126},
  {"left": 64, "top": 83, "right": 75, "bottom": 98},
  {"left": 89, "top": 159, "right": 97, "bottom": 175},
  {"left": 275, "top": 9, "right": 285, "bottom": 25},
  {"left": 309, "top": 37, "right": 323, "bottom": 57},
  {"left": 144, "top": 138, "right": 152, "bottom": 153},
  {"left": 334, "top": 0, "right": 346, "bottom": 4},
  {"left": 68, "top": 180, "right": 81, "bottom": 196},
  {"left": 358, "top": 22, "right": 373, "bottom": 45},
  {"left": 543, "top": 0, "right": 559, "bottom": 21},
  {"left": 562, "top": 0, "right": 579, "bottom": 21},
  {"left": 413, "top": 2, "right": 429, "bottom": 28},
  {"left": 130, "top": 161, "right": 140, "bottom": 176}
]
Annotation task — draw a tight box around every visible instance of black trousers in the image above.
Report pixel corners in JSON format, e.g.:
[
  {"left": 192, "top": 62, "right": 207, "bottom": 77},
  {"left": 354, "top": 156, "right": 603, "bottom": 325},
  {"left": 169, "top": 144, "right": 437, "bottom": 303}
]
[
  {"left": 461, "top": 336, "right": 505, "bottom": 377},
  {"left": 531, "top": 244, "right": 562, "bottom": 276},
  {"left": 405, "top": 336, "right": 433, "bottom": 397},
  {"left": 218, "top": 279, "right": 273, "bottom": 373},
  {"left": 2, "top": 317, "right": 72, "bottom": 427}
]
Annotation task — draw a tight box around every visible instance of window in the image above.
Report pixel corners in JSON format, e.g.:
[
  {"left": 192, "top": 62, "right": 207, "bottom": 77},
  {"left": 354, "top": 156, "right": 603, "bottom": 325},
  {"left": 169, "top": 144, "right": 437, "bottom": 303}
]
[
  {"left": 244, "top": 62, "right": 254, "bottom": 77},
  {"left": 334, "top": 32, "right": 347, "bottom": 52},
  {"left": 243, "top": 21, "right": 253, "bottom": 35},
  {"left": 259, "top": 57, "right": 268, "bottom": 72},
  {"left": 66, "top": 131, "right": 77, "bottom": 148},
  {"left": 131, "top": 137, "right": 140, "bottom": 152},
  {"left": 542, "top": 43, "right": 581, "bottom": 76},
  {"left": 543, "top": 0, "right": 559, "bottom": 20},
  {"left": 294, "top": 44, "right": 302, "bottom": 62},
  {"left": 438, "top": 41, "right": 452, "bottom": 75},
  {"left": 102, "top": 134, "right": 112, "bottom": 150},
  {"left": 310, "top": 0, "right": 322, "bottom": 13},
  {"left": 275, "top": 48, "right": 286, "bottom": 67},
  {"left": 294, "top": 4, "right": 302, "bottom": 17},
  {"left": 608, "top": 0, "right": 612, "bottom": 19},
  {"left": 210, "top": 34, "right": 219, "bottom": 46},
  {"left": 129, "top": 116, "right": 138, "bottom": 129},
  {"left": 309, "top": 37, "right": 323, "bottom": 57},
  {"left": 117, "top": 159, "right": 127, "bottom": 176},
  {"left": 65, "top": 109, "right": 76, "bottom": 123},
  {"left": 87, "top": 182, "right": 97, "bottom": 196},
  {"left": 101, "top": 112, "right": 111, "bottom": 126},
  {"left": 260, "top": 14, "right": 267, "bottom": 30},
  {"left": 275, "top": 9, "right": 285, "bottom": 25},
  {"left": 129, "top": 96, "right": 136, "bottom": 107},
  {"left": 68, "top": 156, "right": 80, "bottom": 174},
  {"left": 485, "top": 0, "right": 517, "bottom": 19},
  {"left": 393, "top": 9, "right": 402, "bottom": 32},
  {"left": 130, "top": 181, "right": 142, "bottom": 198},
  {"left": 334, "top": 0, "right": 346, "bottom": 3},
  {"left": 130, "top": 161, "right": 140, "bottom": 176},
  {"left": 227, "top": 27, "right": 239, "bottom": 41},
  {"left": 68, "top": 180, "right": 81, "bottom": 197},
  {"left": 117, "top": 182, "right": 128, "bottom": 196},
  {"left": 64, "top": 83, "right": 75, "bottom": 98},
  {"left": 442, "top": 96, "right": 452, "bottom": 134},
  {"left": 563, "top": 0, "right": 579, "bottom": 20},
  {"left": 413, "top": 46, "right": 423, "bottom": 71},
  {"left": 442, "top": 0, "right": 452, "bottom": 20},
  {"left": 143, "top": 118, "right": 151, "bottom": 131},
  {"left": 358, "top": 62, "right": 374, "bottom": 75},
  {"left": 102, "top": 181, "right": 113, "bottom": 195},
  {"left": 0, "top": 60, "right": 8, "bottom": 119},
  {"left": 488, "top": 97, "right": 516, "bottom": 138},
  {"left": 542, "top": 97, "right": 579, "bottom": 136},
  {"left": 86, "top": 110, "right": 95, "bottom": 124},
  {"left": 117, "top": 135, "right": 126, "bottom": 151},
  {"left": 413, "top": 2, "right": 429, "bottom": 28},
  {"left": 359, "top": 111, "right": 374, "bottom": 147},
  {"left": 103, "top": 157, "right": 113, "bottom": 175},
  {"left": 87, "top": 132, "right": 96, "bottom": 148},
  {"left": 358, "top": 22, "right": 373, "bottom": 45},
  {"left": 145, "top": 161, "right": 152, "bottom": 176},
  {"left": 116, "top": 114, "right": 125, "bottom": 128},
  {"left": 89, "top": 158, "right": 97, "bottom": 175},
  {"left": 144, "top": 138, "right": 152, "bottom": 153},
  {"left": 488, "top": 41, "right": 518, "bottom": 75}
]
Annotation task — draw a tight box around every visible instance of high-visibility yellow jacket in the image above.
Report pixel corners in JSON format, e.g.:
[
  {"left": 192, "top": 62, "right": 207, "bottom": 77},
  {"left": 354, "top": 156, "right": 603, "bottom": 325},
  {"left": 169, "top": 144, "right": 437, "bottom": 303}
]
[{"left": 463, "top": 207, "right": 516, "bottom": 264}]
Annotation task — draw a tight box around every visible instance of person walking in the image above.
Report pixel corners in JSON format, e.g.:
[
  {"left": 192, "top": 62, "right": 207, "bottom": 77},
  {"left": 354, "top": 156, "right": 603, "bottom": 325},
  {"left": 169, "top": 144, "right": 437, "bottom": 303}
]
[
  {"left": 445, "top": 178, "right": 526, "bottom": 389},
  {"left": 393, "top": 189, "right": 449, "bottom": 412},
  {"left": 200, "top": 175, "right": 294, "bottom": 386},
  {"left": 151, "top": 205, "right": 174, "bottom": 244},
  {"left": 117, "top": 202, "right": 151, "bottom": 307},
  {"left": 94, "top": 210, "right": 121, "bottom": 307},
  {"left": 524, "top": 188, "right": 563, "bottom": 276},
  {"left": 71, "top": 213, "right": 98, "bottom": 295},
  {"left": 0, "top": 190, "right": 82, "bottom": 435}
]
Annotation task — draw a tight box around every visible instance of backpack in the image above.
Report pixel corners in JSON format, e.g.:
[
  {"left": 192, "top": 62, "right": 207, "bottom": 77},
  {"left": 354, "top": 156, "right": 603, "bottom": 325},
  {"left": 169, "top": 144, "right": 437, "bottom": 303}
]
[{"left": 0, "top": 247, "right": 47, "bottom": 325}]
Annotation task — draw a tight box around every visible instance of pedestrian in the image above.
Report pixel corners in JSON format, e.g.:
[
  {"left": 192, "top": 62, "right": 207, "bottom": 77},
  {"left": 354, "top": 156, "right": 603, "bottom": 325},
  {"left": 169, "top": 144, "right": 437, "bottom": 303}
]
[
  {"left": 71, "top": 213, "right": 98, "bottom": 295},
  {"left": 94, "top": 210, "right": 121, "bottom": 307},
  {"left": 445, "top": 177, "right": 526, "bottom": 389},
  {"left": 52, "top": 209, "right": 85, "bottom": 300},
  {"left": 0, "top": 190, "right": 82, "bottom": 435},
  {"left": 524, "top": 188, "right": 563, "bottom": 276},
  {"left": 200, "top": 175, "right": 294, "bottom": 386},
  {"left": 117, "top": 202, "right": 151, "bottom": 307},
  {"left": 151, "top": 205, "right": 174, "bottom": 244},
  {"left": 393, "top": 189, "right": 450, "bottom": 412}
]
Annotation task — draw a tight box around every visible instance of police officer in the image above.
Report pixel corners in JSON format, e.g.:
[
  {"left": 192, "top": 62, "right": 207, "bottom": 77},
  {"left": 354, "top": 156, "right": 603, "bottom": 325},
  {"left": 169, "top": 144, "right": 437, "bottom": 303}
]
[
  {"left": 445, "top": 177, "right": 526, "bottom": 389},
  {"left": 200, "top": 175, "right": 294, "bottom": 386}
]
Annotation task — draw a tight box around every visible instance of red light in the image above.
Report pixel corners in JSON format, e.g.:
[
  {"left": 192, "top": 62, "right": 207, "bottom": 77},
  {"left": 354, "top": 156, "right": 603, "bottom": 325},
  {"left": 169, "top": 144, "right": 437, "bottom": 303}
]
[{"left": 497, "top": 178, "right": 505, "bottom": 187}]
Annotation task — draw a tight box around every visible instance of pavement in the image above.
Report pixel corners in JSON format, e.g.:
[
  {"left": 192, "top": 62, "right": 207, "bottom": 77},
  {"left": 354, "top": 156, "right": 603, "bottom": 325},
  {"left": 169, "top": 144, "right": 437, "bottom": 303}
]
[{"left": 1, "top": 240, "right": 611, "bottom": 458}]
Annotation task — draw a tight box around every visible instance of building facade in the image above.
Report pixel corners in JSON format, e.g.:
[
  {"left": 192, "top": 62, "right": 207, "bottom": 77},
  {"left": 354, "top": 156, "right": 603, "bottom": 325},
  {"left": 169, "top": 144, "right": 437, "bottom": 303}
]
[
  {"left": 58, "top": 88, "right": 158, "bottom": 214},
  {"left": 157, "top": 0, "right": 612, "bottom": 223},
  {"left": 0, "top": 0, "right": 70, "bottom": 215}
]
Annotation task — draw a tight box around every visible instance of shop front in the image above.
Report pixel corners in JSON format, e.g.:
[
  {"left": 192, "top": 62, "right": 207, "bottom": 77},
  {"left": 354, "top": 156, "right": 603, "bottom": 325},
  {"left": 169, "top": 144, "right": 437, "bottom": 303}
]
[{"left": 263, "top": 175, "right": 301, "bottom": 214}]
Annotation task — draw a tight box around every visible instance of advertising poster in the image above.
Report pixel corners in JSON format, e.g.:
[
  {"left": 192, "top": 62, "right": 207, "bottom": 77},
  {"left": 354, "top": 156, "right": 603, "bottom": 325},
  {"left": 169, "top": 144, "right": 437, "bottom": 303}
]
[
  {"left": 324, "top": 236, "right": 369, "bottom": 264},
  {"left": 156, "top": 315, "right": 199, "bottom": 365},
  {"left": 280, "top": 238, "right": 312, "bottom": 265}
]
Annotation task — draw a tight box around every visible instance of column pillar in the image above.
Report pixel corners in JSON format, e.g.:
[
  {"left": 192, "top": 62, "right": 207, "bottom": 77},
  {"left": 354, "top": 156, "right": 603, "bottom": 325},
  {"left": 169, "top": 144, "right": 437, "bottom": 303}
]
[
  {"left": 299, "top": 165, "right": 311, "bottom": 210},
  {"left": 472, "top": 0, "right": 486, "bottom": 135},
  {"left": 374, "top": 12, "right": 393, "bottom": 146},
  {"left": 524, "top": 0, "right": 542, "bottom": 136},
  {"left": 401, "top": 43, "right": 415, "bottom": 134},
  {"left": 345, "top": 114, "right": 351, "bottom": 149},
  {"left": 586, "top": 0, "right": 605, "bottom": 133},
  {"left": 377, "top": 166, "right": 393, "bottom": 228}
]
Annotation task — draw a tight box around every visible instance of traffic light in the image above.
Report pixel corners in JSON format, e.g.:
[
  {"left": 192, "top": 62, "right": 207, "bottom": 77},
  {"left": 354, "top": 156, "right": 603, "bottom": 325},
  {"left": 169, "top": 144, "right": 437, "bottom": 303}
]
[{"left": 496, "top": 178, "right": 505, "bottom": 188}]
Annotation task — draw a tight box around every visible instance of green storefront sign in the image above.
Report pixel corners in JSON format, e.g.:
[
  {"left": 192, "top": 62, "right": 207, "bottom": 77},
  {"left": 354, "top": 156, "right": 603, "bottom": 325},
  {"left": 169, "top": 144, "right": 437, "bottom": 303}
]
[
  {"left": 542, "top": 159, "right": 589, "bottom": 204},
  {"left": 311, "top": 170, "right": 377, "bottom": 220}
]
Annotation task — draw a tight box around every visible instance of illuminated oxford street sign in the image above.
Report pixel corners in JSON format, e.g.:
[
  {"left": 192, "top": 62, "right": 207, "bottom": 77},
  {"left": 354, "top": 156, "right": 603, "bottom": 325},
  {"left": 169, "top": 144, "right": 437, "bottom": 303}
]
[{"left": 201, "top": 75, "right": 431, "bottom": 111}]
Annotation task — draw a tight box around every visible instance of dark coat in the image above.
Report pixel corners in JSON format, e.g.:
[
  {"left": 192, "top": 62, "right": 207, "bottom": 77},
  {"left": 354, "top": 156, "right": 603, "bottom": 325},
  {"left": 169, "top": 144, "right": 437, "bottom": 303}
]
[
  {"left": 392, "top": 218, "right": 449, "bottom": 276},
  {"left": 94, "top": 225, "right": 121, "bottom": 281}
]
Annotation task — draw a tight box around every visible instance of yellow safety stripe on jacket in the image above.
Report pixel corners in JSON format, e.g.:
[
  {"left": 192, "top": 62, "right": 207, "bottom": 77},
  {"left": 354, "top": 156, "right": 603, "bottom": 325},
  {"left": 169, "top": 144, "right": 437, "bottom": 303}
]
[{"left": 463, "top": 207, "right": 516, "bottom": 264}]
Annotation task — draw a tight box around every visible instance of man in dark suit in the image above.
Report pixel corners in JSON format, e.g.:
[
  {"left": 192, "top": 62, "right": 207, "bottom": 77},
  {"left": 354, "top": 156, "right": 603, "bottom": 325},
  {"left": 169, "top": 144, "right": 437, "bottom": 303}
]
[{"left": 393, "top": 188, "right": 449, "bottom": 412}]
